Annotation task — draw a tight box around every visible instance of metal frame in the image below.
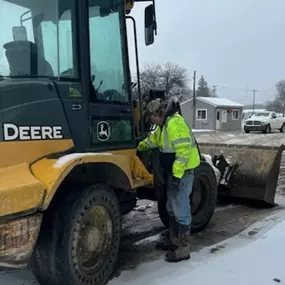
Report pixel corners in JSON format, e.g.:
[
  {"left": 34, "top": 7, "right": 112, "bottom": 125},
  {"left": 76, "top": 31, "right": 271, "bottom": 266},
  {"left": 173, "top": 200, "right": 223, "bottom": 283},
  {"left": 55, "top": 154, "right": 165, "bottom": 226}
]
[{"left": 126, "top": 15, "right": 144, "bottom": 138}]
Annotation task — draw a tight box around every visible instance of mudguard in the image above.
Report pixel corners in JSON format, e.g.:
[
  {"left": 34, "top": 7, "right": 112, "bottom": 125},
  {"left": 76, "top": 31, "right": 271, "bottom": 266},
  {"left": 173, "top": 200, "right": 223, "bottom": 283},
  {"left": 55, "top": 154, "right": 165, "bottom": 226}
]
[
  {"left": 31, "top": 151, "right": 153, "bottom": 210},
  {"left": 31, "top": 152, "right": 135, "bottom": 210}
]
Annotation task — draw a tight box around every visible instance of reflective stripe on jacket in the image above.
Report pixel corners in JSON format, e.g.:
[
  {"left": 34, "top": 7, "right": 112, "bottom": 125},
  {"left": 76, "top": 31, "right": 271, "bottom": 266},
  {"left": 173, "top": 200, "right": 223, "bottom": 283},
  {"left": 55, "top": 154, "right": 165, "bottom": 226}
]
[{"left": 138, "top": 112, "right": 200, "bottom": 178}]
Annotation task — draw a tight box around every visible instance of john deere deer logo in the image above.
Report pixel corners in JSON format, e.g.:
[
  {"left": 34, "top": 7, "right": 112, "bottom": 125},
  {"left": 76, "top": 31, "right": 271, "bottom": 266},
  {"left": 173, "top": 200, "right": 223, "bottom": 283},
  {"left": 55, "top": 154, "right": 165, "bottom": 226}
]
[{"left": 97, "top": 121, "right": 111, "bottom": 142}]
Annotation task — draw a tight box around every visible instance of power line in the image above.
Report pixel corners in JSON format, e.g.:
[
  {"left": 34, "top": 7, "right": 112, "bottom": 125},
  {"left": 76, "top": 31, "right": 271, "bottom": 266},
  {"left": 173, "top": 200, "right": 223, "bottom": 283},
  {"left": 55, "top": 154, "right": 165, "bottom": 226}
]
[
  {"left": 192, "top": 70, "right": 196, "bottom": 129},
  {"left": 211, "top": 85, "right": 217, "bottom": 97},
  {"left": 252, "top": 89, "right": 256, "bottom": 113},
  {"left": 207, "top": 83, "right": 275, "bottom": 94}
]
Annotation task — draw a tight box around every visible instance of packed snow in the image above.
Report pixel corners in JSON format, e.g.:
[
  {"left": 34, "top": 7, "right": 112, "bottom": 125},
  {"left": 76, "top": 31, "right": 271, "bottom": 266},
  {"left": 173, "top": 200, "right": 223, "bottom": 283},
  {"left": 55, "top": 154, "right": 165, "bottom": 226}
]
[
  {"left": 201, "top": 153, "right": 221, "bottom": 183},
  {"left": 192, "top": 129, "right": 214, "bottom": 132},
  {"left": 53, "top": 152, "right": 113, "bottom": 168},
  {"left": 181, "top": 97, "right": 244, "bottom": 107},
  {"left": 109, "top": 212, "right": 285, "bottom": 285},
  {"left": 196, "top": 97, "right": 244, "bottom": 107}
]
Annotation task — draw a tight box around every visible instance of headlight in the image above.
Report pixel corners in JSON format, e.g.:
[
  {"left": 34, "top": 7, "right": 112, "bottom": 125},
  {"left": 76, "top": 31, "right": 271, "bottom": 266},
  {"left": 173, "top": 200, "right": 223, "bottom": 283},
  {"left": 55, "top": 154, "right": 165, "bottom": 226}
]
[{"left": 260, "top": 122, "right": 266, "bottom": 125}]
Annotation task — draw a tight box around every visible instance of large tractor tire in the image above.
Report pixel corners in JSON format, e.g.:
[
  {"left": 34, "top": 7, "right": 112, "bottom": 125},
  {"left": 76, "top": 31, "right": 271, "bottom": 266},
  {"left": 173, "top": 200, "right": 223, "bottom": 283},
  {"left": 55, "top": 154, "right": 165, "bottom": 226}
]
[
  {"left": 157, "top": 161, "right": 218, "bottom": 233},
  {"left": 30, "top": 184, "right": 121, "bottom": 285}
]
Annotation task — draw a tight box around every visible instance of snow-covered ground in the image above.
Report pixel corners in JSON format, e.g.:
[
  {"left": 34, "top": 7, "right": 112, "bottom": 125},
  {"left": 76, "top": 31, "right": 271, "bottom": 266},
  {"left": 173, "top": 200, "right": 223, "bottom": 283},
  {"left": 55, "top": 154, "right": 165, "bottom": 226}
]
[
  {"left": 195, "top": 130, "right": 285, "bottom": 146},
  {"left": 192, "top": 129, "right": 214, "bottom": 132},
  {"left": 110, "top": 211, "right": 285, "bottom": 285}
]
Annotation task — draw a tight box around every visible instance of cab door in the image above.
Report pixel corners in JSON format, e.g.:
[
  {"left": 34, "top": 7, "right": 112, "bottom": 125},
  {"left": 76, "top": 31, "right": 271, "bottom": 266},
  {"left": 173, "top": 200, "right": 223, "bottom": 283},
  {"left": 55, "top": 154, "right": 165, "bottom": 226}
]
[
  {"left": 271, "top": 112, "right": 279, "bottom": 129},
  {"left": 216, "top": 109, "right": 221, "bottom": 130},
  {"left": 86, "top": 1, "right": 135, "bottom": 152}
]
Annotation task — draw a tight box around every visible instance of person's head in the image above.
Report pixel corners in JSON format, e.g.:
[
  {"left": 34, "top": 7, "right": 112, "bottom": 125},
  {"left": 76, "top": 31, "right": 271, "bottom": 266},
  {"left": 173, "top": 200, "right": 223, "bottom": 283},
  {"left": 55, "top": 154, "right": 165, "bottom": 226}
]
[{"left": 145, "top": 98, "right": 166, "bottom": 126}]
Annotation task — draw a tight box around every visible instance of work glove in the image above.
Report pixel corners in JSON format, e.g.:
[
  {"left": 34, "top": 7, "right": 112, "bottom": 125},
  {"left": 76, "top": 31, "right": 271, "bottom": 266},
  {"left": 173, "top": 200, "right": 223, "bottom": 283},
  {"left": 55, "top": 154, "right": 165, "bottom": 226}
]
[{"left": 168, "top": 175, "right": 181, "bottom": 191}]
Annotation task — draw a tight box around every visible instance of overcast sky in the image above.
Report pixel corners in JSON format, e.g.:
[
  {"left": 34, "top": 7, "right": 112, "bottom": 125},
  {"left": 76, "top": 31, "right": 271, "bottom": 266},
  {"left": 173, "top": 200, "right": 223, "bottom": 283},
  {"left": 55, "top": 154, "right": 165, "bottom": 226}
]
[{"left": 128, "top": 0, "right": 285, "bottom": 105}]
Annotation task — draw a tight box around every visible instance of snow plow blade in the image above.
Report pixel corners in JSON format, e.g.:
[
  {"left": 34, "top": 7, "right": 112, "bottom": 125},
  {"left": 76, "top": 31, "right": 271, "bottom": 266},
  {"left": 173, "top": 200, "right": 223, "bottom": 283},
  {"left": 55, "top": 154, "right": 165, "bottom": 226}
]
[{"left": 198, "top": 143, "right": 285, "bottom": 206}]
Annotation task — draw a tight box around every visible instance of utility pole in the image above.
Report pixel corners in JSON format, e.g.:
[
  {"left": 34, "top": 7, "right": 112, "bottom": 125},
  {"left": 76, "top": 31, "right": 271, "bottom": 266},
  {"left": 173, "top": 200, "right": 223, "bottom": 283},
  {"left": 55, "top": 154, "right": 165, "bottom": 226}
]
[
  {"left": 211, "top": 85, "right": 217, "bottom": 97},
  {"left": 252, "top": 89, "right": 256, "bottom": 115},
  {"left": 192, "top": 70, "right": 196, "bottom": 129}
]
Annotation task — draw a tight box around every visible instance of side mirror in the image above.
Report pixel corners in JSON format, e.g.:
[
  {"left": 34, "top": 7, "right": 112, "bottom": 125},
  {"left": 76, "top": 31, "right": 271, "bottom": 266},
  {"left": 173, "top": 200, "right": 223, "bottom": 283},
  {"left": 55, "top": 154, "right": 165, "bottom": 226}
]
[
  {"left": 144, "top": 4, "right": 155, "bottom": 46},
  {"left": 272, "top": 114, "right": 276, "bottom": 119}
]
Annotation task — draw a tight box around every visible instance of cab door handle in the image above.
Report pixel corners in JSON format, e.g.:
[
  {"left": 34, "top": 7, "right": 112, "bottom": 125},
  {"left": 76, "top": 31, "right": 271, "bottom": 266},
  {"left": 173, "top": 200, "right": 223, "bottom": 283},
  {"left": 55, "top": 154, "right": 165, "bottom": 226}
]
[
  {"left": 72, "top": 104, "right": 82, "bottom": 110},
  {"left": 120, "top": 108, "right": 131, "bottom": 114}
]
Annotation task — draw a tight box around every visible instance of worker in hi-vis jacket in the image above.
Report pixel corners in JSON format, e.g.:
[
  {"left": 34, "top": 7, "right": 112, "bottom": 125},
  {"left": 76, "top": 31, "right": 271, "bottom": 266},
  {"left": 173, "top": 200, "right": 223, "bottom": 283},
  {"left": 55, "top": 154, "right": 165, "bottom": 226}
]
[{"left": 137, "top": 98, "right": 200, "bottom": 262}]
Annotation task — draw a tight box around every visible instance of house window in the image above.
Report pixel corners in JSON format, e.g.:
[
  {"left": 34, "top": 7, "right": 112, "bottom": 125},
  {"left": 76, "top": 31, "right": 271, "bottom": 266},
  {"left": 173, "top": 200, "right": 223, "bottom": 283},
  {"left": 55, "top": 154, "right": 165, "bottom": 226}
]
[
  {"left": 196, "top": 109, "right": 207, "bottom": 120},
  {"left": 232, "top": 109, "right": 239, "bottom": 120}
]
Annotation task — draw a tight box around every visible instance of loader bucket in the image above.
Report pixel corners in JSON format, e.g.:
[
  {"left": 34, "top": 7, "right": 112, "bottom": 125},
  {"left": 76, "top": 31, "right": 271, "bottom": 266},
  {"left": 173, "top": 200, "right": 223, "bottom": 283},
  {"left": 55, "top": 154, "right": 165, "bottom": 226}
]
[{"left": 198, "top": 143, "right": 285, "bottom": 206}]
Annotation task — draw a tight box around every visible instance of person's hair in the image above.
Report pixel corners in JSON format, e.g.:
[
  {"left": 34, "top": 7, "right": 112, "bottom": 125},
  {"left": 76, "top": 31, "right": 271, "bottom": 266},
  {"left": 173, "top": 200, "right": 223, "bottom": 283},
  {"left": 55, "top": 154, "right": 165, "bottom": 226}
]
[{"left": 148, "top": 99, "right": 167, "bottom": 117}]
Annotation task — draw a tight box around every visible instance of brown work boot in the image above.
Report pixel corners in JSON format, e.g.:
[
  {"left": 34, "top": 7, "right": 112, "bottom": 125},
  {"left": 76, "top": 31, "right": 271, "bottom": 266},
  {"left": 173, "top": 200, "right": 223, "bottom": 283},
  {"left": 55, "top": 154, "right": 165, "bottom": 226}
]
[
  {"left": 164, "top": 224, "right": 191, "bottom": 262},
  {"left": 156, "top": 217, "right": 179, "bottom": 251}
]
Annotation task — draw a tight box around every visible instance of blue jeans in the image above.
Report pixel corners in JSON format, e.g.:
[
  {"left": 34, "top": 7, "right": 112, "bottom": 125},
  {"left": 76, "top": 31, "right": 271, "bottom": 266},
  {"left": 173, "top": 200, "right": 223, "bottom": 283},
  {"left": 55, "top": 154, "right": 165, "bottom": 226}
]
[{"left": 166, "top": 170, "right": 194, "bottom": 226}]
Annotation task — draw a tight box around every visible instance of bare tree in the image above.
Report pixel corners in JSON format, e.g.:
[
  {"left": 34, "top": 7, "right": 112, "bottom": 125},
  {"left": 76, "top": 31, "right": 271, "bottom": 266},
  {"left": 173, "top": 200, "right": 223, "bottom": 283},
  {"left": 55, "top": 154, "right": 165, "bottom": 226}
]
[
  {"left": 139, "top": 63, "right": 161, "bottom": 92},
  {"left": 138, "top": 62, "right": 191, "bottom": 102},
  {"left": 265, "top": 99, "right": 282, "bottom": 113},
  {"left": 276, "top": 79, "right": 285, "bottom": 115},
  {"left": 264, "top": 79, "right": 285, "bottom": 115}
]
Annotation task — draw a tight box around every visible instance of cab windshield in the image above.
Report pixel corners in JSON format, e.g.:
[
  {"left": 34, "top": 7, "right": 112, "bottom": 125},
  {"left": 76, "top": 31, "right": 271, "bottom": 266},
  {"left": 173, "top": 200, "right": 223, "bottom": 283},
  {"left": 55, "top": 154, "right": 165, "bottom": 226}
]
[
  {"left": 0, "top": 0, "right": 128, "bottom": 102},
  {"left": 0, "top": 0, "right": 75, "bottom": 78}
]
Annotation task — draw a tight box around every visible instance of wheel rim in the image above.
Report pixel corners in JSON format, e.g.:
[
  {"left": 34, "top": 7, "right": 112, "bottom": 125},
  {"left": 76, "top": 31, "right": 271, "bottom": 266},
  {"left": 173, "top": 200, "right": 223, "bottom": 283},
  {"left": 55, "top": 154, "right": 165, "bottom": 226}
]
[{"left": 74, "top": 205, "right": 113, "bottom": 275}]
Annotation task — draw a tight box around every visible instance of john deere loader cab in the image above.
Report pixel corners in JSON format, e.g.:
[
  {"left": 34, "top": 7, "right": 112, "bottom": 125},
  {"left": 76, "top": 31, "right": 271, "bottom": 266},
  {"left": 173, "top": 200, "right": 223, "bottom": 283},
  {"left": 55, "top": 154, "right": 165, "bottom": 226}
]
[{"left": 0, "top": 0, "right": 147, "bottom": 153}]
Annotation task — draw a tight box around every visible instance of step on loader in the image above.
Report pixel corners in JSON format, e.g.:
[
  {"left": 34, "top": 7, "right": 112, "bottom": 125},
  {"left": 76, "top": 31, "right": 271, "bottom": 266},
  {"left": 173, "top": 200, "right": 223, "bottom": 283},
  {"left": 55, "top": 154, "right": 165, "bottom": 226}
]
[{"left": 0, "top": 0, "right": 282, "bottom": 285}]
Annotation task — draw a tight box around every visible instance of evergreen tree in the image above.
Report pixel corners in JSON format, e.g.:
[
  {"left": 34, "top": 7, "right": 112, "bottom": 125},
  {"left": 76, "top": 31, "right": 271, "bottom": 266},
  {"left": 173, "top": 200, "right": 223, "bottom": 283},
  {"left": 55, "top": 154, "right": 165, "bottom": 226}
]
[{"left": 196, "top": 75, "right": 210, "bottom": 97}]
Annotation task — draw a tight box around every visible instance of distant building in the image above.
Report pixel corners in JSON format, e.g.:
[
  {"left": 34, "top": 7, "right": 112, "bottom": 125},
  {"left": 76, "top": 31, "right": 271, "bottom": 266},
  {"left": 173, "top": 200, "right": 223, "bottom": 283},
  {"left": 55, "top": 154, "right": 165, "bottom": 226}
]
[{"left": 180, "top": 97, "right": 244, "bottom": 131}]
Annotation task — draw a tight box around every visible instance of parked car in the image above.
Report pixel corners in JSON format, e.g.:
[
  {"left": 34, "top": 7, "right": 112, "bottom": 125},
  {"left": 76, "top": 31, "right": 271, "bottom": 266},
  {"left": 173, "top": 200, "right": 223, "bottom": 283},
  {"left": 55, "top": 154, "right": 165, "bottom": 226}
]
[{"left": 243, "top": 111, "right": 285, "bottom": 133}]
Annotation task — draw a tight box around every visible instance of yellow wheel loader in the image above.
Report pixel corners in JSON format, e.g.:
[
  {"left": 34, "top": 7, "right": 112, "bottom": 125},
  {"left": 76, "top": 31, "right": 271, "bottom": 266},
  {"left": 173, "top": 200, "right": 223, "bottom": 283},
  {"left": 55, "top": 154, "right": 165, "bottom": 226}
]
[{"left": 0, "top": 0, "right": 283, "bottom": 285}]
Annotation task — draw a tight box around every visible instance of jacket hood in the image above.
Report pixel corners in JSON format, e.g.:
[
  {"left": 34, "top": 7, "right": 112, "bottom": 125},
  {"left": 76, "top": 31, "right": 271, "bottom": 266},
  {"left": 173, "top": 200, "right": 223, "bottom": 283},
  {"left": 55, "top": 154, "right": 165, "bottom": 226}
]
[{"left": 162, "top": 99, "right": 180, "bottom": 125}]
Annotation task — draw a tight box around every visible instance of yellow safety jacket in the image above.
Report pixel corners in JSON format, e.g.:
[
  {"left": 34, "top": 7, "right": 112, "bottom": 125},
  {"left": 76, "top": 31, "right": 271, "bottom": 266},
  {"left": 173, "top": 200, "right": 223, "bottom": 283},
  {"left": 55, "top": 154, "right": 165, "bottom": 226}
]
[{"left": 138, "top": 112, "right": 200, "bottom": 179}]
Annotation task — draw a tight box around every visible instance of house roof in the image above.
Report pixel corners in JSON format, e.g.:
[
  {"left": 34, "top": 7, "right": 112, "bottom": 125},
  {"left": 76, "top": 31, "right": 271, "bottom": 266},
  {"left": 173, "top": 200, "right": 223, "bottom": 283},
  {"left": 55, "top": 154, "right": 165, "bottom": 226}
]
[{"left": 181, "top": 97, "right": 244, "bottom": 108}]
